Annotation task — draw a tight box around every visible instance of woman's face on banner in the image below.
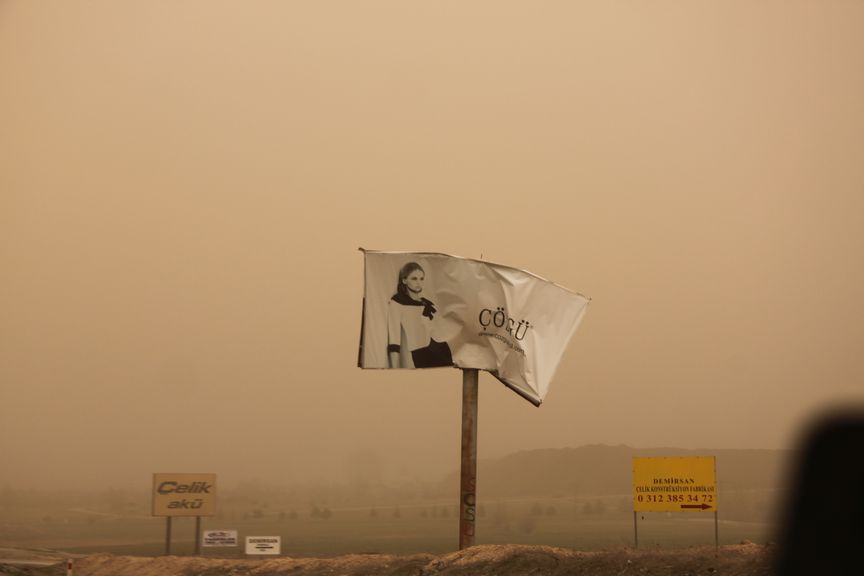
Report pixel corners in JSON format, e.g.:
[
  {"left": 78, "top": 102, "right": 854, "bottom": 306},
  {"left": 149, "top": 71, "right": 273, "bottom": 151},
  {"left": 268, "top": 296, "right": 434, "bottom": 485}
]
[{"left": 403, "top": 269, "right": 425, "bottom": 295}]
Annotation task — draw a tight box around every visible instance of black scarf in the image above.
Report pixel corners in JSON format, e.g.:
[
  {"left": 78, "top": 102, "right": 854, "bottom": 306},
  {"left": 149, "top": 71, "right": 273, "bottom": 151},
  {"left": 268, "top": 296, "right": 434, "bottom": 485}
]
[{"left": 392, "top": 293, "right": 437, "bottom": 320}]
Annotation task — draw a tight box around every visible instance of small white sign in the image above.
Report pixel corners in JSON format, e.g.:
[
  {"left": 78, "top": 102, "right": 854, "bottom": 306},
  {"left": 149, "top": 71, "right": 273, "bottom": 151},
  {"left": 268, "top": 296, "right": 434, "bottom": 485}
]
[
  {"left": 202, "top": 529, "right": 238, "bottom": 547},
  {"left": 245, "top": 536, "right": 281, "bottom": 555}
]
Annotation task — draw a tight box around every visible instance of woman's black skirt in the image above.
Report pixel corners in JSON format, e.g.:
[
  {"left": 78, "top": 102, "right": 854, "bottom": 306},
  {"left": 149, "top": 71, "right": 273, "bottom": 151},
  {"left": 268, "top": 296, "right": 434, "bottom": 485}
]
[{"left": 411, "top": 339, "right": 453, "bottom": 368}]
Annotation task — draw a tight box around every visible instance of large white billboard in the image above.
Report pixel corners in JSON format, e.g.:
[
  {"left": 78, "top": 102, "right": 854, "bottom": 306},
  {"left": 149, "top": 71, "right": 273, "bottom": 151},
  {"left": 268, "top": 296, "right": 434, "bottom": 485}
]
[{"left": 358, "top": 250, "right": 589, "bottom": 405}]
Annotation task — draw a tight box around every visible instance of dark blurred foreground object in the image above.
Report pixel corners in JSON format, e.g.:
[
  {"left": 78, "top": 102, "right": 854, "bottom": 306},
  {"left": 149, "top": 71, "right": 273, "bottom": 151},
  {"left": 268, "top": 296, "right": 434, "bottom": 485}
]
[{"left": 774, "top": 407, "right": 864, "bottom": 575}]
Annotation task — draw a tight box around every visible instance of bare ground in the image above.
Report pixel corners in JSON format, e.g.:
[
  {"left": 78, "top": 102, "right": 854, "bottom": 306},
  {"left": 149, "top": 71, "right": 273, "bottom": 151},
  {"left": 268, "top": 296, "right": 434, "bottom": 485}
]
[{"left": 1, "top": 543, "right": 776, "bottom": 576}]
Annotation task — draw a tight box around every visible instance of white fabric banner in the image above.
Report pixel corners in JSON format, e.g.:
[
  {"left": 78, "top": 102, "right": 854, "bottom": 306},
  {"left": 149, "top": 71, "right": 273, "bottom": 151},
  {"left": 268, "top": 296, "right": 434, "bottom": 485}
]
[{"left": 357, "top": 250, "right": 590, "bottom": 406}]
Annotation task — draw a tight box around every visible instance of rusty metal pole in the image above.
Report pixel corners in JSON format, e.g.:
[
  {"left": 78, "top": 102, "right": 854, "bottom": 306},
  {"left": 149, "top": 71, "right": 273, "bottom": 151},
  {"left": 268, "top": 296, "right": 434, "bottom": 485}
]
[{"left": 459, "top": 368, "right": 479, "bottom": 550}]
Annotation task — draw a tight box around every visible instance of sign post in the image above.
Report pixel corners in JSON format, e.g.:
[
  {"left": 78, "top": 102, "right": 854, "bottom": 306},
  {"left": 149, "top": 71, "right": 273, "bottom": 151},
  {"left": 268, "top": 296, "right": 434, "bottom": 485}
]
[
  {"left": 358, "top": 250, "right": 590, "bottom": 551},
  {"left": 194, "top": 516, "right": 202, "bottom": 555},
  {"left": 152, "top": 473, "right": 217, "bottom": 556},
  {"left": 459, "top": 368, "right": 479, "bottom": 549},
  {"left": 632, "top": 457, "right": 718, "bottom": 549},
  {"left": 165, "top": 517, "right": 172, "bottom": 555}
]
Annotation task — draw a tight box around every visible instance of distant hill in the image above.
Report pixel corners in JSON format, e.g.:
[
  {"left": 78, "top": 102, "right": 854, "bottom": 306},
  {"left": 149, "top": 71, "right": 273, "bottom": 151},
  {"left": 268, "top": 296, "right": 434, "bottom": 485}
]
[{"left": 449, "top": 444, "right": 794, "bottom": 498}]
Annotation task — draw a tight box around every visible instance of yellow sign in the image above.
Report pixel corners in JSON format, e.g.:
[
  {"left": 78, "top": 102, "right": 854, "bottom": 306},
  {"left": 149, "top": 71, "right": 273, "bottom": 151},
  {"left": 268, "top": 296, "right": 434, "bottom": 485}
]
[
  {"left": 632, "top": 457, "right": 717, "bottom": 512},
  {"left": 152, "top": 473, "right": 217, "bottom": 517}
]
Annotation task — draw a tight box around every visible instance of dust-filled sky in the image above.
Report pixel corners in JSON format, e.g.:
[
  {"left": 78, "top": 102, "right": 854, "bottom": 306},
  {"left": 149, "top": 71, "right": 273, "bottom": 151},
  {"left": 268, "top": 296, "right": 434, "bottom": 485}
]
[{"left": 2, "top": 1, "right": 863, "bottom": 492}]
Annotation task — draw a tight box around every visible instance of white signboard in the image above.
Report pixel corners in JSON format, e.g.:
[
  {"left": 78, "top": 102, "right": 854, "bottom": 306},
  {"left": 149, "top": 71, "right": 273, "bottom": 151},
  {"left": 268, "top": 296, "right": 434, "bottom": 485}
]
[
  {"left": 202, "top": 530, "right": 238, "bottom": 547},
  {"left": 358, "top": 250, "right": 590, "bottom": 405},
  {"left": 245, "top": 536, "right": 281, "bottom": 555}
]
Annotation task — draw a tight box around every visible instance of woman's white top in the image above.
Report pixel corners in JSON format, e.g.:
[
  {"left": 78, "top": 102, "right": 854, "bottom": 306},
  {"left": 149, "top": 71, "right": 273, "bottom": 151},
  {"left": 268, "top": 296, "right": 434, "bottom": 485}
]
[{"left": 388, "top": 295, "right": 437, "bottom": 355}]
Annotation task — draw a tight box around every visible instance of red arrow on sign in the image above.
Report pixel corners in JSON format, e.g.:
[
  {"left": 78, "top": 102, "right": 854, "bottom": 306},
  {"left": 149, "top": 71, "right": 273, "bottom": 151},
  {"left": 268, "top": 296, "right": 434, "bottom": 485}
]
[{"left": 680, "top": 503, "right": 712, "bottom": 510}]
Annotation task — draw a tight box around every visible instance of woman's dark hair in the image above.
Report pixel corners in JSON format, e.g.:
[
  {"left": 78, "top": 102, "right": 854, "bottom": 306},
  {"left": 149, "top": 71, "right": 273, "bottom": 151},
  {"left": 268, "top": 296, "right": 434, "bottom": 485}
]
[{"left": 396, "top": 262, "right": 424, "bottom": 296}]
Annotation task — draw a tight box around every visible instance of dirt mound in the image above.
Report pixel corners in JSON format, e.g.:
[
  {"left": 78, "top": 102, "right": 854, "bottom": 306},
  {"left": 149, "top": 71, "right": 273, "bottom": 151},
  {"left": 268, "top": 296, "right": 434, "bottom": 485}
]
[{"left": 20, "top": 543, "right": 771, "bottom": 576}]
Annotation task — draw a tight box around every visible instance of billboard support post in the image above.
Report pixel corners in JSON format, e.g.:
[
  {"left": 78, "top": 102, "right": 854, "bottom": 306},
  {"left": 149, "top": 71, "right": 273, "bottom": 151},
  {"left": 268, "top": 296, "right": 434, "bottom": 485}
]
[
  {"left": 195, "top": 516, "right": 202, "bottom": 555},
  {"left": 459, "top": 368, "right": 479, "bottom": 550},
  {"left": 165, "top": 517, "right": 172, "bottom": 555},
  {"left": 714, "top": 511, "right": 719, "bottom": 553},
  {"left": 152, "top": 472, "right": 217, "bottom": 556}
]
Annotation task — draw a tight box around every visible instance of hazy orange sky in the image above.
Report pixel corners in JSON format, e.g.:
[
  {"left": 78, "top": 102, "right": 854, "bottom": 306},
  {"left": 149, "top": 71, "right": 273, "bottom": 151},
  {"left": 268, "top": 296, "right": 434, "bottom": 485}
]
[{"left": 2, "top": 1, "right": 862, "bottom": 491}]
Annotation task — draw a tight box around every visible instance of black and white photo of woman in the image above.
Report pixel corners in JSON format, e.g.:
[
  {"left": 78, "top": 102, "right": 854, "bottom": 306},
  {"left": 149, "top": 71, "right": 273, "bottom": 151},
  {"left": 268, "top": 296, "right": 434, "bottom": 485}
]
[{"left": 387, "top": 262, "right": 453, "bottom": 368}]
